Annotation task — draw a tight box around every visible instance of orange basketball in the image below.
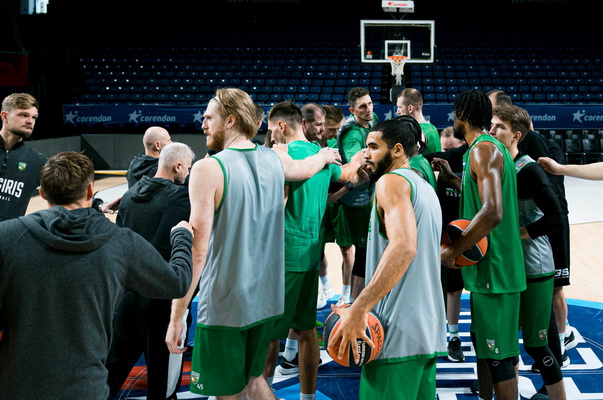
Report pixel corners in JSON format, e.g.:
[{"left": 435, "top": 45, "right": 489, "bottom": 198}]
[
  {"left": 442, "top": 219, "right": 488, "bottom": 266},
  {"left": 323, "top": 304, "right": 385, "bottom": 367}
]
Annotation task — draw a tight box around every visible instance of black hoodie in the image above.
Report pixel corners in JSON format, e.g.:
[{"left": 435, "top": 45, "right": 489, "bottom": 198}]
[
  {"left": 0, "top": 207, "right": 192, "bottom": 400},
  {"left": 126, "top": 153, "right": 159, "bottom": 188}
]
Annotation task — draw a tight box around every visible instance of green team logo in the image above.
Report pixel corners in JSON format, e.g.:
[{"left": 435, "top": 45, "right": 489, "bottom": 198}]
[
  {"left": 18, "top": 162, "right": 27, "bottom": 171},
  {"left": 191, "top": 371, "right": 199, "bottom": 385},
  {"left": 487, "top": 339, "right": 496, "bottom": 352}
]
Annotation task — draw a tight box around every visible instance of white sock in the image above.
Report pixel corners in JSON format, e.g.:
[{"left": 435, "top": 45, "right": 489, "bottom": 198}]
[
  {"left": 565, "top": 320, "right": 572, "bottom": 337},
  {"left": 342, "top": 284, "right": 351, "bottom": 297},
  {"left": 448, "top": 324, "right": 459, "bottom": 339},
  {"left": 320, "top": 275, "right": 329, "bottom": 287},
  {"left": 284, "top": 338, "right": 298, "bottom": 361},
  {"left": 300, "top": 393, "right": 316, "bottom": 400}
]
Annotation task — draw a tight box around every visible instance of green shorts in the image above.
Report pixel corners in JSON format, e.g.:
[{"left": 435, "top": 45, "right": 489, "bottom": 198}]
[
  {"left": 520, "top": 276, "right": 554, "bottom": 347},
  {"left": 321, "top": 202, "right": 353, "bottom": 247},
  {"left": 272, "top": 269, "right": 319, "bottom": 339},
  {"left": 341, "top": 202, "right": 372, "bottom": 248},
  {"left": 360, "top": 356, "right": 437, "bottom": 399},
  {"left": 189, "top": 321, "right": 273, "bottom": 396},
  {"left": 470, "top": 292, "right": 521, "bottom": 360}
]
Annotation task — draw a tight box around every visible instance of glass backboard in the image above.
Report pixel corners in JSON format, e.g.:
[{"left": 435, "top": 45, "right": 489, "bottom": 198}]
[{"left": 360, "top": 20, "right": 435, "bottom": 64}]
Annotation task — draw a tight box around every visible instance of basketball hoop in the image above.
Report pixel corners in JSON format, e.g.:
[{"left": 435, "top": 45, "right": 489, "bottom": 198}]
[{"left": 388, "top": 55, "right": 407, "bottom": 86}]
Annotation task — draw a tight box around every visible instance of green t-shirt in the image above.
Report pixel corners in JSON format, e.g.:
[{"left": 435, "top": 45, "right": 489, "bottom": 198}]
[
  {"left": 410, "top": 154, "right": 437, "bottom": 191},
  {"left": 337, "top": 113, "right": 378, "bottom": 207},
  {"left": 420, "top": 122, "right": 441, "bottom": 154},
  {"left": 326, "top": 137, "right": 338, "bottom": 149},
  {"left": 285, "top": 140, "right": 341, "bottom": 272},
  {"left": 460, "top": 135, "right": 526, "bottom": 294},
  {"left": 339, "top": 113, "right": 379, "bottom": 163}
]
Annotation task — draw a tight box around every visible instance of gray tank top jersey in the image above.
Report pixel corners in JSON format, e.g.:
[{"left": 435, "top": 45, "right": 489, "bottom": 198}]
[
  {"left": 365, "top": 168, "right": 447, "bottom": 362},
  {"left": 515, "top": 155, "right": 555, "bottom": 278},
  {"left": 196, "top": 145, "right": 285, "bottom": 329}
]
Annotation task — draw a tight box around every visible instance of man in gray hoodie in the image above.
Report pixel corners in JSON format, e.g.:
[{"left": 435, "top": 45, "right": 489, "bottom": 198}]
[{"left": 0, "top": 151, "right": 193, "bottom": 400}]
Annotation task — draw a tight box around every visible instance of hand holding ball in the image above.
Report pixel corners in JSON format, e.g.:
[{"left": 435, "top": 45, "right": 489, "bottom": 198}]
[
  {"left": 441, "top": 219, "right": 488, "bottom": 266},
  {"left": 323, "top": 304, "right": 385, "bottom": 367}
]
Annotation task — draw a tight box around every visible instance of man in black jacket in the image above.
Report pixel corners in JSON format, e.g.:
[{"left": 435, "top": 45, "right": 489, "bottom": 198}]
[
  {"left": 0, "top": 93, "right": 47, "bottom": 222},
  {"left": 107, "top": 142, "right": 196, "bottom": 400},
  {"left": 126, "top": 126, "right": 173, "bottom": 188}
]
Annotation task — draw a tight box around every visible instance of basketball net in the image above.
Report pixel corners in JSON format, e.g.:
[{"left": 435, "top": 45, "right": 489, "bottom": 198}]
[{"left": 388, "top": 55, "right": 407, "bottom": 86}]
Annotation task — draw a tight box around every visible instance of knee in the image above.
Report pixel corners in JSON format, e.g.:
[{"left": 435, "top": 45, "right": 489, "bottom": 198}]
[
  {"left": 525, "top": 346, "right": 563, "bottom": 385},
  {"left": 486, "top": 357, "right": 518, "bottom": 384}
]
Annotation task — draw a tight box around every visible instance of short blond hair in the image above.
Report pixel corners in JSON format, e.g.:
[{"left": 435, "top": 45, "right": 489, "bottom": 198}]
[{"left": 2, "top": 93, "right": 39, "bottom": 112}]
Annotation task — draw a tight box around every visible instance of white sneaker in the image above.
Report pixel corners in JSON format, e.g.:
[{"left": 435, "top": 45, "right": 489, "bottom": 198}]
[
  {"left": 316, "top": 286, "right": 335, "bottom": 309},
  {"left": 335, "top": 295, "right": 350, "bottom": 307}
]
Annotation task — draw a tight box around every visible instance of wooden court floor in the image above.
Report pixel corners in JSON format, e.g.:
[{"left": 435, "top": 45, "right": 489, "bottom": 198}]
[{"left": 26, "top": 175, "right": 603, "bottom": 304}]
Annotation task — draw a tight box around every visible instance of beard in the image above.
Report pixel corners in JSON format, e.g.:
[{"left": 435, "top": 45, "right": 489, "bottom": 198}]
[
  {"left": 206, "top": 128, "right": 226, "bottom": 151},
  {"left": 368, "top": 151, "right": 393, "bottom": 183},
  {"left": 453, "top": 125, "right": 465, "bottom": 141},
  {"left": 11, "top": 126, "right": 33, "bottom": 140}
]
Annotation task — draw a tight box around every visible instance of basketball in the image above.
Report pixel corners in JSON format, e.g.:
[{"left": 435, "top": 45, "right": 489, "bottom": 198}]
[
  {"left": 442, "top": 219, "right": 488, "bottom": 266},
  {"left": 323, "top": 304, "right": 385, "bottom": 367}
]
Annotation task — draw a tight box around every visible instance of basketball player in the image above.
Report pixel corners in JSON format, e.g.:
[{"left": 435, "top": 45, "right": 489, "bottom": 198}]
[
  {"left": 263, "top": 100, "right": 364, "bottom": 399},
  {"left": 126, "top": 126, "right": 172, "bottom": 187},
  {"left": 106, "top": 142, "right": 195, "bottom": 400},
  {"left": 490, "top": 105, "right": 567, "bottom": 399},
  {"left": 433, "top": 89, "right": 525, "bottom": 400},
  {"left": 0, "top": 151, "right": 193, "bottom": 400},
  {"left": 337, "top": 87, "right": 379, "bottom": 300},
  {"left": 404, "top": 124, "right": 437, "bottom": 191},
  {"left": 301, "top": 103, "right": 326, "bottom": 143},
  {"left": 489, "top": 91, "right": 575, "bottom": 365},
  {"left": 167, "top": 88, "right": 340, "bottom": 399},
  {"left": 317, "top": 104, "right": 357, "bottom": 309},
  {"left": 396, "top": 87, "right": 441, "bottom": 153},
  {"left": 0, "top": 93, "right": 47, "bottom": 222},
  {"left": 328, "top": 117, "right": 446, "bottom": 399},
  {"left": 425, "top": 128, "right": 469, "bottom": 363}
]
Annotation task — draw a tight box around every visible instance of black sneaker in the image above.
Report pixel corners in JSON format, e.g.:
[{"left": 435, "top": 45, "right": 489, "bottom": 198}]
[
  {"left": 276, "top": 354, "right": 299, "bottom": 375},
  {"left": 564, "top": 328, "right": 577, "bottom": 350},
  {"left": 562, "top": 350, "right": 570, "bottom": 368},
  {"left": 447, "top": 337, "right": 465, "bottom": 362},
  {"left": 470, "top": 380, "right": 479, "bottom": 395}
]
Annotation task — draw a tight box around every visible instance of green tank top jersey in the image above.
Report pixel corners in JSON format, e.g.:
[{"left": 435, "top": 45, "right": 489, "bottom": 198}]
[
  {"left": 515, "top": 155, "right": 555, "bottom": 279},
  {"left": 460, "top": 135, "right": 526, "bottom": 294},
  {"left": 420, "top": 122, "right": 442, "bottom": 154},
  {"left": 409, "top": 154, "right": 437, "bottom": 190},
  {"left": 196, "top": 145, "right": 285, "bottom": 329},
  {"left": 285, "top": 141, "right": 341, "bottom": 272},
  {"left": 366, "top": 168, "right": 447, "bottom": 362}
]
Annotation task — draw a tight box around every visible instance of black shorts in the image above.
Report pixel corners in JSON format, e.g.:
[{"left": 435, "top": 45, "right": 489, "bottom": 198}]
[
  {"left": 447, "top": 267, "right": 464, "bottom": 293},
  {"left": 548, "top": 215, "right": 570, "bottom": 287}
]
